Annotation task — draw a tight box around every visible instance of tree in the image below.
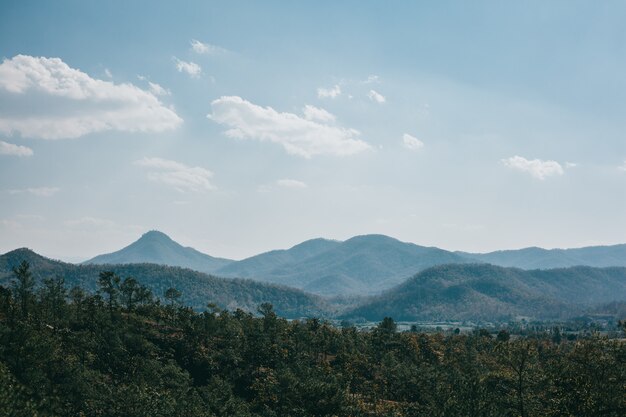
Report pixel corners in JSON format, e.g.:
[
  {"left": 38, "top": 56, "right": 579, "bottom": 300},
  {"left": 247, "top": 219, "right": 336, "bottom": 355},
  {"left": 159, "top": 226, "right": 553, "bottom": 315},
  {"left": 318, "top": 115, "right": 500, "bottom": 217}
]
[
  {"left": 164, "top": 287, "right": 182, "bottom": 307},
  {"left": 120, "top": 277, "right": 140, "bottom": 311},
  {"left": 11, "top": 261, "right": 35, "bottom": 319},
  {"left": 39, "top": 275, "right": 67, "bottom": 328},
  {"left": 98, "top": 271, "right": 120, "bottom": 315},
  {"left": 497, "top": 329, "right": 510, "bottom": 342}
]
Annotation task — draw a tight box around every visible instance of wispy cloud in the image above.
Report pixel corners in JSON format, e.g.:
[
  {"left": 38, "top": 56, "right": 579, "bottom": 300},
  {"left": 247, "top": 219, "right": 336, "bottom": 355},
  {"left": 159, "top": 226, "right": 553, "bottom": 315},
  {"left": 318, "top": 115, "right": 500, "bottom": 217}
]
[
  {"left": 317, "top": 85, "right": 341, "bottom": 99},
  {"left": 190, "top": 39, "right": 228, "bottom": 55},
  {"left": 0, "top": 140, "right": 33, "bottom": 156},
  {"left": 619, "top": 160, "right": 626, "bottom": 172},
  {"left": 173, "top": 57, "right": 202, "bottom": 77},
  {"left": 135, "top": 157, "right": 215, "bottom": 192},
  {"left": 367, "top": 89, "right": 386, "bottom": 103},
  {"left": 0, "top": 55, "right": 182, "bottom": 139},
  {"left": 364, "top": 75, "right": 379, "bottom": 84},
  {"left": 258, "top": 179, "right": 308, "bottom": 193},
  {"left": 276, "top": 179, "right": 307, "bottom": 188},
  {"left": 65, "top": 216, "right": 116, "bottom": 228},
  {"left": 208, "top": 96, "right": 370, "bottom": 158},
  {"left": 402, "top": 133, "right": 424, "bottom": 151},
  {"left": 9, "top": 187, "right": 60, "bottom": 196},
  {"left": 501, "top": 156, "right": 564, "bottom": 180},
  {"left": 302, "top": 105, "right": 335, "bottom": 122},
  {"left": 148, "top": 81, "right": 170, "bottom": 96}
]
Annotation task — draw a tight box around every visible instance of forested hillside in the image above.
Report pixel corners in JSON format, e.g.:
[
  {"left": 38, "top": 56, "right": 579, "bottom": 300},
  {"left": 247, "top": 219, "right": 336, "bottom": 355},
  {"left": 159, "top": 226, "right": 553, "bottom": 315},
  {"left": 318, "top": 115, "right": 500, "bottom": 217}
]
[
  {"left": 344, "top": 263, "right": 626, "bottom": 321},
  {"left": 1, "top": 249, "right": 327, "bottom": 318},
  {"left": 218, "top": 234, "right": 470, "bottom": 295},
  {"left": 0, "top": 262, "right": 625, "bottom": 417}
]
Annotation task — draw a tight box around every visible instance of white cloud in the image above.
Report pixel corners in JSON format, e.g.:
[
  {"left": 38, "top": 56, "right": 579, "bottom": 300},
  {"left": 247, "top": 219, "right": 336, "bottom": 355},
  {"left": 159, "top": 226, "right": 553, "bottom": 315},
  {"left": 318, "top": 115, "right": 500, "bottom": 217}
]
[
  {"left": 364, "top": 75, "right": 379, "bottom": 84},
  {"left": 258, "top": 179, "right": 308, "bottom": 193},
  {"left": 0, "top": 55, "right": 182, "bottom": 139},
  {"left": 65, "top": 216, "right": 116, "bottom": 228},
  {"left": 276, "top": 179, "right": 307, "bottom": 188},
  {"left": 317, "top": 85, "right": 341, "bottom": 99},
  {"left": 501, "top": 156, "right": 564, "bottom": 180},
  {"left": 9, "top": 187, "right": 60, "bottom": 196},
  {"left": 104, "top": 68, "right": 112, "bottom": 78},
  {"left": 565, "top": 162, "right": 578, "bottom": 168},
  {"left": 173, "top": 57, "right": 201, "bottom": 77},
  {"left": 135, "top": 157, "right": 215, "bottom": 192},
  {"left": 302, "top": 105, "right": 335, "bottom": 122},
  {"left": 619, "top": 160, "right": 626, "bottom": 172},
  {"left": 208, "top": 96, "right": 370, "bottom": 158},
  {"left": 190, "top": 39, "right": 228, "bottom": 55},
  {"left": 148, "top": 81, "right": 170, "bottom": 96},
  {"left": 368, "top": 89, "right": 386, "bottom": 103},
  {"left": 402, "top": 133, "right": 424, "bottom": 151},
  {"left": 0, "top": 140, "right": 33, "bottom": 156}
]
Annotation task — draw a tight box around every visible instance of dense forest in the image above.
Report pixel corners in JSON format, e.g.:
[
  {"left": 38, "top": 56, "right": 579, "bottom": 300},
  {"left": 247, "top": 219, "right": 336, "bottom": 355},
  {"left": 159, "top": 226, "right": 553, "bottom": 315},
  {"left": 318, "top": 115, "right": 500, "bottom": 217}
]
[{"left": 1, "top": 261, "right": 625, "bottom": 417}]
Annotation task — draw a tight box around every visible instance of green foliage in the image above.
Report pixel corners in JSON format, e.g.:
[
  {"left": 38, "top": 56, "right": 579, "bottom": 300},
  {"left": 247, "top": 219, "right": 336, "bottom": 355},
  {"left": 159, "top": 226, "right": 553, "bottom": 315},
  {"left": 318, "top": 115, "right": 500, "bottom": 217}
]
[
  {"left": 1, "top": 262, "right": 625, "bottom": 417},
  {"left": 344, "top": 263, "right": 626, "bottom": 321}
]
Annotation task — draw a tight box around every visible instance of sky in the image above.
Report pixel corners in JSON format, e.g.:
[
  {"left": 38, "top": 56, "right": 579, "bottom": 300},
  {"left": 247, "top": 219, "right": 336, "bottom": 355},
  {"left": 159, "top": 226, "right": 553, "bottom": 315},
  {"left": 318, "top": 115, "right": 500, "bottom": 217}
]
[{"left": 1, "top": 0, "right": 625, "bottom": 262}]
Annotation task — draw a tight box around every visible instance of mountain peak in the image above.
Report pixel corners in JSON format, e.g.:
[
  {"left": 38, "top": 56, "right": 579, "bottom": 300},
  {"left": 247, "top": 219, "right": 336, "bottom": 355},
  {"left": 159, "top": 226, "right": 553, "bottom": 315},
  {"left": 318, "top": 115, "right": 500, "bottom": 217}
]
[
  {"left": 83, "top": 231, "right": 233, "bottom": 273},
  {"left": 139, "top": 230, "right": 174, "bottom": 242}
]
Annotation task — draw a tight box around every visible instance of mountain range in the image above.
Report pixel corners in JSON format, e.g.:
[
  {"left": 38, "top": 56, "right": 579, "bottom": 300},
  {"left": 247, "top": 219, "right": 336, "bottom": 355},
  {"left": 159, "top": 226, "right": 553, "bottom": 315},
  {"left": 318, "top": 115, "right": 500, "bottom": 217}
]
[
  {"left": 2, "top": 245, "right": 626, "bottom": 322},
  {"left": 83, "top": 231, "right": 626, "bottom": 296}
]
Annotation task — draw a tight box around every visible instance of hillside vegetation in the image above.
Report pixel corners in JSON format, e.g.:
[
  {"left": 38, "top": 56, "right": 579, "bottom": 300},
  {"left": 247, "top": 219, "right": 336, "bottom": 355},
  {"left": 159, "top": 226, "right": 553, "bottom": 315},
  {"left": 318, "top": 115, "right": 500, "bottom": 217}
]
[{"left": 344, "top": 263, "right": 626, "bottom": 321}]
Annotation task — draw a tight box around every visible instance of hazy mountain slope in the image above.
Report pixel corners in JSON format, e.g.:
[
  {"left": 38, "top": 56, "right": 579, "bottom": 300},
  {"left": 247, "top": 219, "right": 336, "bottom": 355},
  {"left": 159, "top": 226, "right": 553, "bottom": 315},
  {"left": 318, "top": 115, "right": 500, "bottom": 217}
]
[
  {"left": 343, "top": 263, "right": 626, "bottom": 322},
  {"left": 84, "top": 230, "right": 233, "bottom": 273},
  {"left": 251, "top": 235, "right": 471, "bottom": 295},
  {"left": 216, "top": 238, "right": 340, "bottom": 278},
  {"left": 1, "top": 248, "right": 327, "bottom": 318},
  {"left": 459, "top": 244, "right": 626, "bottom": 269}
]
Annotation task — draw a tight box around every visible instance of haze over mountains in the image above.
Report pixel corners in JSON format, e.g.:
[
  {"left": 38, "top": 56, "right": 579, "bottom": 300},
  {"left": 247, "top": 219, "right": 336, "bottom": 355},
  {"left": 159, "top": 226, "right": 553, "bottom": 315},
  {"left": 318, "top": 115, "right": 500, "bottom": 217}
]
[
  {"left": 458, "top": 245, "right": 626, "bottom": 269},
  {"left": 83, "top": 231, "right": 626, "bottom": 296}
]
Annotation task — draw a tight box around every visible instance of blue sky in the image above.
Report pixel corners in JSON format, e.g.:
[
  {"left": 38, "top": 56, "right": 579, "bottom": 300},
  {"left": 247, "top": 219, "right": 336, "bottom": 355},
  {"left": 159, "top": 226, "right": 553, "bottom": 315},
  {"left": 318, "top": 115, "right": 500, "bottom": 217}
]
[{"left": 1, "top": 1, "right": 625, "bottom": 261}]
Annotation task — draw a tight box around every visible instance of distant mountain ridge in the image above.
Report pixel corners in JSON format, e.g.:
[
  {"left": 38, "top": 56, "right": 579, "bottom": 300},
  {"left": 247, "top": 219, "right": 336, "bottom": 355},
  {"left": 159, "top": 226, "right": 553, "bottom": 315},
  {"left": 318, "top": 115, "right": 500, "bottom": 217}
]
[
  {"left": 84, "top": 230, "right": 233, "bottom": 273},
  {"left": 217, "top": 234, "right": 470, "bottom": 295},
  {"left": 458, "top": 244, "right": 626, "bottom": 269}
]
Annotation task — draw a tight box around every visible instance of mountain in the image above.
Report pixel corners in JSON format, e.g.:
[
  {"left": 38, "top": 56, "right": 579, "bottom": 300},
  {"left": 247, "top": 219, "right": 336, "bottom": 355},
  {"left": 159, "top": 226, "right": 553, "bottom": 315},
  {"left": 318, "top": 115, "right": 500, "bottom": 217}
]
[
  {"left": 216, "top": 238, "right": 340, "bottom": 280},
  {"left": 82, "top": 232, "right": 626, "bottom": 297},
  {"left": 1, "top": 248, "right": 328, "bottom": 318},
  {"left": 458, "top": 244, "right": 626, "bottom": 269},
  {"left": 218, "top": 234, "right": 470, "bottom": 296},
  {"left": 342, "top": 263, "right": 626, "bottom": 322},
  {"left": 84, "top": 230, "right": 233, "bottom": 273}
]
